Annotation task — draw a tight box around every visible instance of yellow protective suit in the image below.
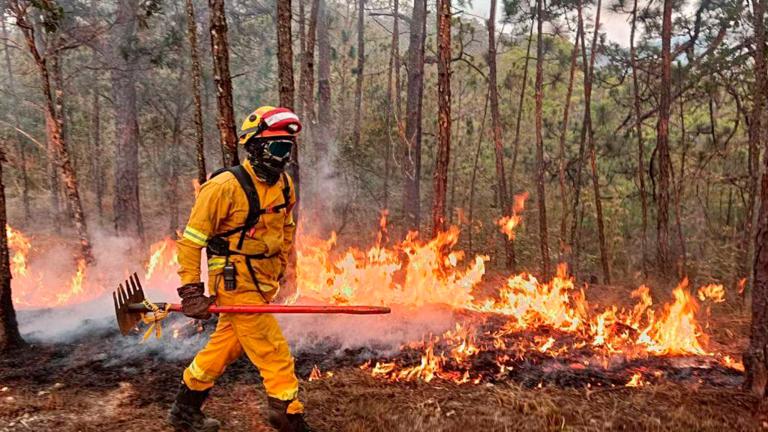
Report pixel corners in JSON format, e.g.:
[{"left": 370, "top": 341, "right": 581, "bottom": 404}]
[{"left": 176, "top": 159, "right": 302, "bottom": 413}]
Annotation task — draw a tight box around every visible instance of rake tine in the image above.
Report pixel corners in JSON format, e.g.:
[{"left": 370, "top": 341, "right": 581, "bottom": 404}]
[
  {"left": 127, "top": 276, "right": 136, "bottom": 299},
  {"left": 120, "top": 284, "right": 129, "bottom": 305},
  {"left": 132, "top": 273, "right": 144, "bottom": 298},
  {"left": 116, "top": 283, "right": 125, "bottom": 307},
  {"left": 113, "top": 290, "right": 119, "bottom": 312}
]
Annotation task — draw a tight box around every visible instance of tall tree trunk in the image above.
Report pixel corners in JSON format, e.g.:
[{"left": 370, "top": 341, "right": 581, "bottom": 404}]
[
  {"left": 299, "top": 0, "right": 320, "bottom": 132},
  {"left": 570, "top": 6, "right": 588, "bottom": 276},
  {"left": 91, "top": 88, "right": 104, "bottom": 222},
  {"left": 276, "top": 0, "right": 295, "bottom": 110},
  {"left": 674, "top": 96, "right": 688, "bottom": 277},
  {"left": 11, "top": 2, "right": 94, "bottom": 262},
  {"left": 1, "top": 16, "right": 30, "bottom": 223},
  {"left": 468, "top": 91, "right": 491, "bottom": 256},
  {"left": 316, "top": 0, "right": 332, "bottom": 156},
  {"left": 209, "top": 0, "right": 238, "bottom": 167},
  {"left": 557, "top": 8, "right": 581, "bottom": 263},
  {"left": 744, "top": 0, "right": 768, "bottom": 397},
  {"left": 352, "top": 0, "right": 365, "bottom": 150},
  {"left": 656, "top": 0, "right": 673, "bottom": 277},
  {"left": 509, "top": 14, "right": 535, "bottom": 194},
  {"left": 51, "top": 46, "right": 74, "bottom": 223},
  {"left": 584, "top": 0, "right": 610, "bottom": 283},
  {"left": 111, "top": 0, "right": 144, "bottom": 239},
  {"left": 432, "top": 0, "right": 451, "bottom": 236},
  {"left": 0, "top": 148, "right": 24, "bottom": 351},
  {"left": 186, "top": 0, "right": 207, "bottom": 184},
  {"left": 384, "top": 0, "right": 400, "bottom": 210},
  {"left": 630, "top": 0, "right": 648, "bottom": 277},
  {"left": 402, "top": 0, "right": 427, "bottom": 231},
  {"left": 533, "top": 0, "right": 551, "bottom": 279},
  {"left": 488, "top": 0, "right": 515, "bottom": 269}
]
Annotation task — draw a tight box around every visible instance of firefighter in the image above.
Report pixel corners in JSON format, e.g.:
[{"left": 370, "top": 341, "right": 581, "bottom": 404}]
[{"left": 167, "top": 106, "right": 310, "bottom": 432}]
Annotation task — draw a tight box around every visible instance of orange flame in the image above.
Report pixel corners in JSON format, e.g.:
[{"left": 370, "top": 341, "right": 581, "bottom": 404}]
[
  {"left": 697, "top": 284, "right": 725, "bottom": 303},
  {"left": 496, "top": 192, "right": 529, "bottom": 240},
  {"left": 6, "top": 225, "right": 31, "bottom": 278}
]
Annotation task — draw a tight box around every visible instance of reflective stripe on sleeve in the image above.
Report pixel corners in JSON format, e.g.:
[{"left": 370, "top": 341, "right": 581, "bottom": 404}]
[
  {"left": 183, "top": 226, "right": 209, "bottom": 246},
  {"left": 208, "top": 256, "right": 227, "bottom": 272}
]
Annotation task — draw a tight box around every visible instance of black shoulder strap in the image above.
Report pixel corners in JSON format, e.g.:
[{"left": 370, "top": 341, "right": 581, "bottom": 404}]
[
  {"left": 228, "top": 165, "right": 261, "bottom": 249},
  {"left": 281, "top": 172, "right": 292, "bottom": 207}
]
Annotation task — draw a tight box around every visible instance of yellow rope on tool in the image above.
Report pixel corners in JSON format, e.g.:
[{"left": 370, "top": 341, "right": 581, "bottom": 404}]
[{"left": 140, "top": 299, "right": 171, "bottom": 341}]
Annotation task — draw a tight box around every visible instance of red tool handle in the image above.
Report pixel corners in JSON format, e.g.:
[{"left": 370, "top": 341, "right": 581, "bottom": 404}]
[{"left": 128, "top": 303, "right": 391, "bottom": 315}]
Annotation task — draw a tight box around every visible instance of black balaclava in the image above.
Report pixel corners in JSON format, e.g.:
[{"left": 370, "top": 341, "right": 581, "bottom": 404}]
[{"left": 245, "top": 138, "right": 294, "bottom": 185}]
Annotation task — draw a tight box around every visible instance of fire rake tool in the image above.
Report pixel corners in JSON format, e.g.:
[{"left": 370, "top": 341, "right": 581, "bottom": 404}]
[{"left": 113, "top": 273, "right": 391, "bottom": 338}]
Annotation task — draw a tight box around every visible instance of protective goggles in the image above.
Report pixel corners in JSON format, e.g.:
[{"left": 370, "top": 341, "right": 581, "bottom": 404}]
[{"left": 263, "top": 139, "right": 293, "bottom": 159}]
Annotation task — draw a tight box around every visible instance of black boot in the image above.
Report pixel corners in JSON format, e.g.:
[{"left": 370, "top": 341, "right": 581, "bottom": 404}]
[
  {"left": 167, "top": 383, "right": 221, "bottom": 432},
  {"left": 267, "top": 397, "right": 312, "bottom": 432}
]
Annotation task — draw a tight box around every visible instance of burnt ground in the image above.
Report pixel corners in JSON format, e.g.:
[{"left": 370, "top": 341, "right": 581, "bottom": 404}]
[{"left": 1, "top": 281, "right": 766, "bottom": 431}]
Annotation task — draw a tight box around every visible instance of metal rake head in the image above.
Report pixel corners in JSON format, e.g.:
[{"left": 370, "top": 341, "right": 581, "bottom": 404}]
[{"left": 113, "top": 272, "right": 147, "bottom": 335}]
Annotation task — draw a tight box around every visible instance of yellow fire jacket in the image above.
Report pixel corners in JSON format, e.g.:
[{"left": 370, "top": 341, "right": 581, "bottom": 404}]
[{"left": 177, "top": 160, "right": 296, "bottom": 302}]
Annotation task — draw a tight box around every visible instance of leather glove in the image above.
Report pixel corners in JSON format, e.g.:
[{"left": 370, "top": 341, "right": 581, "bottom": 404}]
[{"left": 177, "top": 282, "right": 215, "bottom": 320}]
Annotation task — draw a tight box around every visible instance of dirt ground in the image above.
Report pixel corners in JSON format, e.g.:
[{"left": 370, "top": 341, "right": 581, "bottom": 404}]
[{"left": 0, "top": 281, "right": 764, "bottom": 431}]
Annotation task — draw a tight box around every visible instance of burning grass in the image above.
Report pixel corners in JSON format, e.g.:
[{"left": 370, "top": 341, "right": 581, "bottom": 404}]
[{"left": 3, "top": 214, "right": 760, "bottom": 430}]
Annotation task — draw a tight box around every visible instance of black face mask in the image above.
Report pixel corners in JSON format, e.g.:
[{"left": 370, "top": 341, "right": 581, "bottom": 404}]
[{"left": 246, "top": 138, "right": 294, "bottom": 185}]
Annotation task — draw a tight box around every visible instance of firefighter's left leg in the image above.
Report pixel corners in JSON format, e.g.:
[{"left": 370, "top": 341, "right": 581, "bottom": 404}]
[
  {"left": 183, "top": 317, "right": 244, "bottom": 390},
  {"left": 230, "top": 312, "right": 301, "bottom": 408}
]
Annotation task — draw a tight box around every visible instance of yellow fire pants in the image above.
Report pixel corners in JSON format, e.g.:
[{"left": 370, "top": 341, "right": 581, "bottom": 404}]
[{"left": 182, "top": 290, "right": 303, "bottom": 413}]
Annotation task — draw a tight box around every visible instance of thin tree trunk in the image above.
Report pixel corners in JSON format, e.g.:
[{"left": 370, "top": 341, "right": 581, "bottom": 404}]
[
  {"left": 509, "top": 14, "right": 536, "bottom": 194},
  {"left": 300, "top": 0, "right": 320, "bottom": 130},
  {"left": 468, "top": 90, "right": 491, "bottom": 256},
  {"left": 11, "top": 2, "right": 94, "bottom": 262},
  {"left": 402, "top": 0, "right": 427, "bottom": 231},
  {"left": 186, "top": 0, "right": 207, "bottom": 183},
  {"left": 432, "top": 0, "right": 451, "bottom": 236},
  {"left": 91, "top": 88, "right": 104, "bottom": 222},
  {"left": 744, "top": 0, "right": 768, "bottom": 397},
  {"left": 110, "top": 0, "right": 144, "bottom": 239},
  {"left": 674, "top": 96, "right": 688, "bottom": 277},
  {"left": 276, "top": 0, "right": 295, "bottom": 110},
  {"left": 1, "top": 16, "right": 30, "bottom": 223},
  {"left": 352, "top": 0, "right": 365, "bottom": 150},
  {"left": 570, "top": 7, "right": 588, "bottom": 276},
  {"left": 384, "top": 0, "right": 400, "bottom": 210},
  {"left": 488, "top": 0, "right": 516, "bottom": 269},
  {"left": 51, "top": 46, "right": 73, "bottom": 223},
  {"left": 656, "top": 0, "right": 674, "bottom": 277},
  {"left": 533, "top": 0, "right": 551, "bottom": 279},
  {"left": 584, "top": 0, "right": 610, "bottom": 283},
  {"left": 558, "top": 9, "right": 581, "bottom": 263},
  {"left": 0, "top": 147, "right": 24, "bottom": 351},
  {"left": 316, "top": 0, "right": 332, "bottom": 156},
  {"left": 630, "top": 0, "right": 648, "bottom": 277},
  {"left": 209, "top": 0, "right": 238, "bottom": 167}
]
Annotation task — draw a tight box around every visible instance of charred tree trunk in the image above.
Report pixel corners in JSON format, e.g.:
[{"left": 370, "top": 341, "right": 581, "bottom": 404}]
[
  {"left": 557, "top": 8, "right": 581, "bottom": 263},
  {"left": 432, "top": 0, "right": 451, "bottom": 236},
  {"left": 352, "top": 0, "right": 365, "bottom": 150},
  {"left": 584, "top": 0, "right": 610, "bottom": 283},
  {"left": 630, "top": 0, "right": 648, "bottom": 277},
  {"left": 1, "top": 16, "right": 30, "bottom": 223},
  {"left": 316, "top": 0, "right": 332, "bottom": 156},
  {"left": 0, "top": 148, "right": 24, "bottom": 351},
  {"left": 488, "top": 0, "right": 515, "bottom": 269},
  {"left": 10, "top": 1, "right": 94, "bottom": 262},
  {"left": 209, "top": 0, "right": 238, "bottom": 167},
  {"left": 402, "top": 0, "right": 427, "bottom": 231},
  {"left": 510, "top": 14, "right": 535, "bottom": 194},
  {"left": 533, "top": 0, "right": 551, "bottom": 279},
  {"left": 656, "top": 0, "right": 673, "bottom": 277},
  {"left": 744, "top": 0, "right": 768, "bottom": 397},
  {"left": 186, "top": 0, "right": 207, "bottom": 184}
]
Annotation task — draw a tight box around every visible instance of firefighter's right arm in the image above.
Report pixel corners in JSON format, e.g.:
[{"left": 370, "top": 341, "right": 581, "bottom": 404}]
[{"left": 177, "top": 179, "right": 233, "bottom": 286}]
